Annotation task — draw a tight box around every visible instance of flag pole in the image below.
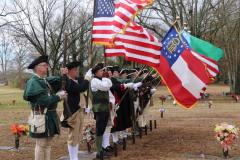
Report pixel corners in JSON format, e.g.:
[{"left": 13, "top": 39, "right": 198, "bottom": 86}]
[
  {"left": 104, "top": 46, "right": 107, "bottom": 66},
  {"left": 61, "top": 33, "right": 73, "bottom": 121},
  {"left": 86, "top": 0, "right": 97, "bottom": 110},
  {"left": 88, "top": 0, "right": 97, "bottom": 68}
]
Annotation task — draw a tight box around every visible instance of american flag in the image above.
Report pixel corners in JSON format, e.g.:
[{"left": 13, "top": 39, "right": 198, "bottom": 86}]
[
  {"left": 92, "top": 0, "right": 116, "bottom": 45},
  {"left": 155, "top": 26, "right": 212, "bottom": 108},
  {"left": 112, "top": 0, "right": 152, "bottom": 34},
  {"left": 105, "top": 22, "right": 161, "bottom": 67}
]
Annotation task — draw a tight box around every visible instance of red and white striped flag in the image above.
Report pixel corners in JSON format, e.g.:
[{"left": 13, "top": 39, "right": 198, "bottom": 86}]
[
  {"left": 191, "top": 51, "right": 219, "bottom": 78},
  {"left": 92, "top": 0, "right": 152, "bottom": 46},
  {"left": 105, "top": 22, "right": 161, "bottom": 67},
  {"left": 112, "top": 0, "right": 152, "bottom": 34},
  {"left": 92, "top": 0, "right": 117, "bottom": 45},
  {"left": 181, "top": 30, "right": 222, "bottom": 78}
]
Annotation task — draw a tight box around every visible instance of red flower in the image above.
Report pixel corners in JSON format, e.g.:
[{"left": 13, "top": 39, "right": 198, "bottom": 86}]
[{"left": 10, "top": 124, "right": 24, "bottom": 136}]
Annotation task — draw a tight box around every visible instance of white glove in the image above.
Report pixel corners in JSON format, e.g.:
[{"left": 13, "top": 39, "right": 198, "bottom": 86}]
[
  {"left": 124, "top": 82, "right": 134, "bottom": 89},
  {"left": 56, "top": 90, "right": 67, "bottom": 100},
  {"left": 173, "top": 100, "right": 177, "bottom": 105},
  {"left": 84, "top": 68, "right": 93, "bottom": 81},
  {"left": 133, "top": 82, "right": 142, "bottom": 91},
  {"left": 115, "top": 105, "right": 120, "bottom": 111},
  {"left": 85, "top": 107, "right": 91, "bottom": 113},
  {"left": 150, "top": 88, "right": 157, "bottom": 94}
]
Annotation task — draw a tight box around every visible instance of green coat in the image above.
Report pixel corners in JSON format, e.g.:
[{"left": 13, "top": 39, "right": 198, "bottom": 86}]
[{"left": 23, "top": 74, "right": 62, "bottom": 138}]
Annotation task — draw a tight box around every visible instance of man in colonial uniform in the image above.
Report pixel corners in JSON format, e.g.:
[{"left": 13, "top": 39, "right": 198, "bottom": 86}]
[
  {"left": 110, "top": 67, "right": 142, "bottom": 143},
  {"left": 90, "top": 63, "right": 113, "bottom": 159},
  {"left": 110, "top": 66, "right": 130, "bottom": 144},
  {"left": 23, "top": 55, "right": 67, "bottom": 160},
  {"left": 101, "top": 66, "right": 115, "bottom": 153},
  {"left": 61, "top": 61, "right": 92, "bottom": 160}
]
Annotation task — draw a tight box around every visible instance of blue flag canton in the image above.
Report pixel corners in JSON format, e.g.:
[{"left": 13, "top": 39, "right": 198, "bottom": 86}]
[
  {"left": 95, "top": 0, "right": 115, "bottom": 18},
  {"left": 161, "top": 27, "right": 190, "bottom": 66}
]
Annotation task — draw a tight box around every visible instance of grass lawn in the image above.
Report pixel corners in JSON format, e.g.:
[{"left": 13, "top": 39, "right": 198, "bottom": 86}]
[{"left": 0, "top": 84, "right": 240, "bottom": 160}]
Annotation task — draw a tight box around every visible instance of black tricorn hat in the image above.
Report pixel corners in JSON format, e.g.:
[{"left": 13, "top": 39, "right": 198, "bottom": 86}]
[
  {"left": 105, "top": 66, "right": 113, "bottom": 72},
  {"left": 28, "top": 55, "right": 48, "bottom": 69},
  {"left": 92, "top": 63, "right": 104, "bottom": 74},
  {"left": 97, "top": 62, "right": 104, "bottom": 68},
  {"left": 112, "top": 65, "right": 120, "bottom": 73},
  {"left": 66, "top": 61, "right": 81, "bottom": 70}
]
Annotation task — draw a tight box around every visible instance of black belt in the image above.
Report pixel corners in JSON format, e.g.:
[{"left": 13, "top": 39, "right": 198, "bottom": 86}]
[{"left": 32, "top": 106, "right": 56, "bottom": 114}]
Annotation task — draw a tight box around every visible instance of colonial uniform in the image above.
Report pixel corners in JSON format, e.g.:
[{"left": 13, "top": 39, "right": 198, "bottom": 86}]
[
  {"left": 135, "top": 75, "right": 157, "bottom": 128},
  {"left": 111, "top": 68, "right": 143, "bottom": 139},
  {"left": 62, "top": 62, "right": 90, "bottom": 160},
  {"left": 100, "top": 66, "right": 116, "bottom": 152},
  {"left": 23, "top": 55, "right": 63, "bottom": 160},
  {"left": 90, "top": 64, "right": 112, "bottom": 159},
  {"left": 109, "top": 68, "right": 132, "bottom": 141},
  {"left": 102, "top": 89, "right": 116, "bottom": 152}
]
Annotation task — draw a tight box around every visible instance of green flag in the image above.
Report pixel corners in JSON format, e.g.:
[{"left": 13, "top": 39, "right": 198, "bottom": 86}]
[{"left": 182, "top": 31, "right": 224, "bottom": 61}]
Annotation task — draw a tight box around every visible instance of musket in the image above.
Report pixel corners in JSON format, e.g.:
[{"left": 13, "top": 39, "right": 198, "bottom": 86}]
[
  {"left": 61, "top": 33, "right": 73, "bottom": 126},
  {"left": 115, "top": 65, "right": 147, "bottom": 107}
]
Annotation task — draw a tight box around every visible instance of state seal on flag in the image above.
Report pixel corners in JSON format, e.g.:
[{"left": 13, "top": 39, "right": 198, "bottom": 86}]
[{"left": 167, "top": 38, "right": 180, "bottom": 54}]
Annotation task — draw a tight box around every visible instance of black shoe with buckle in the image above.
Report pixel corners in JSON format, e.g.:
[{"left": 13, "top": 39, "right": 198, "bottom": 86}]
[
  {"left": 102, "top": 146, "right": 114, "bottom": 152},
  {"left": 94, "top": 151, "right": 111, "bottom": 160},
  {"left": 117, "top": 139, "right": 123, "bottom": 145}
]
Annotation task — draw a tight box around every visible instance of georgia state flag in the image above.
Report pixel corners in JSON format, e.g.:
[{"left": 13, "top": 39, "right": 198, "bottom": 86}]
[{"left": 155, "top": 26, "right": 211, "bottom": 108}]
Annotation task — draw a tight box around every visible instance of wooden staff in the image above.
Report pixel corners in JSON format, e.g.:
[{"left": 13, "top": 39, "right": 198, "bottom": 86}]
[
  {"left": 62, "top": 33, "right": 72, "bottom": 118},
  {"left": 86, "top": 0, "right": 97, "bottom": 110},
  {"left": 104, "top": 46, "right": 107, "bottom": 66}
]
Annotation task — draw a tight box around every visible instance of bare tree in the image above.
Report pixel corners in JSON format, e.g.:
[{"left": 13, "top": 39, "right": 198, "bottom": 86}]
[
  {"left": 8, "top": 0, "right": 92, "bottom": 75},
  {"left": 0, "top": 0, "right": 21, "bottom": 28},
  {"left": 137, "top": 0, "right": 224, "bottom": 39},
  {"left": 66, "top": 7, "right": 92, "bottom": 67},
  {"left": 0, "top": 32, "right": 12, "bottom": 84},
  {"left": 216, "top": 0, "right": 240, "bottom": 94},
  {"left": 12, "top": 38, "right": 32, "bottom": 87}
]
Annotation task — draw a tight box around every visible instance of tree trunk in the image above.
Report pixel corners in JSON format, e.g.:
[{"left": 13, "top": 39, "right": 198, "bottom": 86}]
[{"left": 231, "top": 64, "right": 240, "bottom": 94}]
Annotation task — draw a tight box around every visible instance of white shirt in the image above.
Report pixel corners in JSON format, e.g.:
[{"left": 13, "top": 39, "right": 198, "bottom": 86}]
[
  {"left": 109, "top": 90, "right": 115, "bottom": 104},
  {"left": 91, "top": 77, "right": 112, "bottom": 92}
]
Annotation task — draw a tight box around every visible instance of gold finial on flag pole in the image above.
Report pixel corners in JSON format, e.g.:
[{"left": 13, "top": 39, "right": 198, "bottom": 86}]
[
  {"left": 175, "top": 16, "right": 182, "bottom": 31},
  {"left": 172, "top": 16, "right": 180, "bottom": 26},
  {"left": 183, "top": 22, "right": 191, "bottom": 33},
  {"left": 176, "top": 16, "right": 181, "bottom": 20}
]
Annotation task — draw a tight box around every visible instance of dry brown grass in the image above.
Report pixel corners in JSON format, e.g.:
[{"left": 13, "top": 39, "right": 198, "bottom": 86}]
[{"left": 1, "top": 84, "right": 240, "bottom": 160}]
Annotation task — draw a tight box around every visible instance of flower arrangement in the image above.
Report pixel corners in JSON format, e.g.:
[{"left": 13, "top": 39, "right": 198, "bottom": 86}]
[
  {"left": 214, "top": 123, "right": 239, "bottom": 158},
  {"left": 82, "top": 124, "right": 96, "bottom": 152},
  {"left": 10, "top": 124, "right": 29, "bottom": 149},
  {"left": 11, "top": 124, "right": 29, "bottom": 136}
]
